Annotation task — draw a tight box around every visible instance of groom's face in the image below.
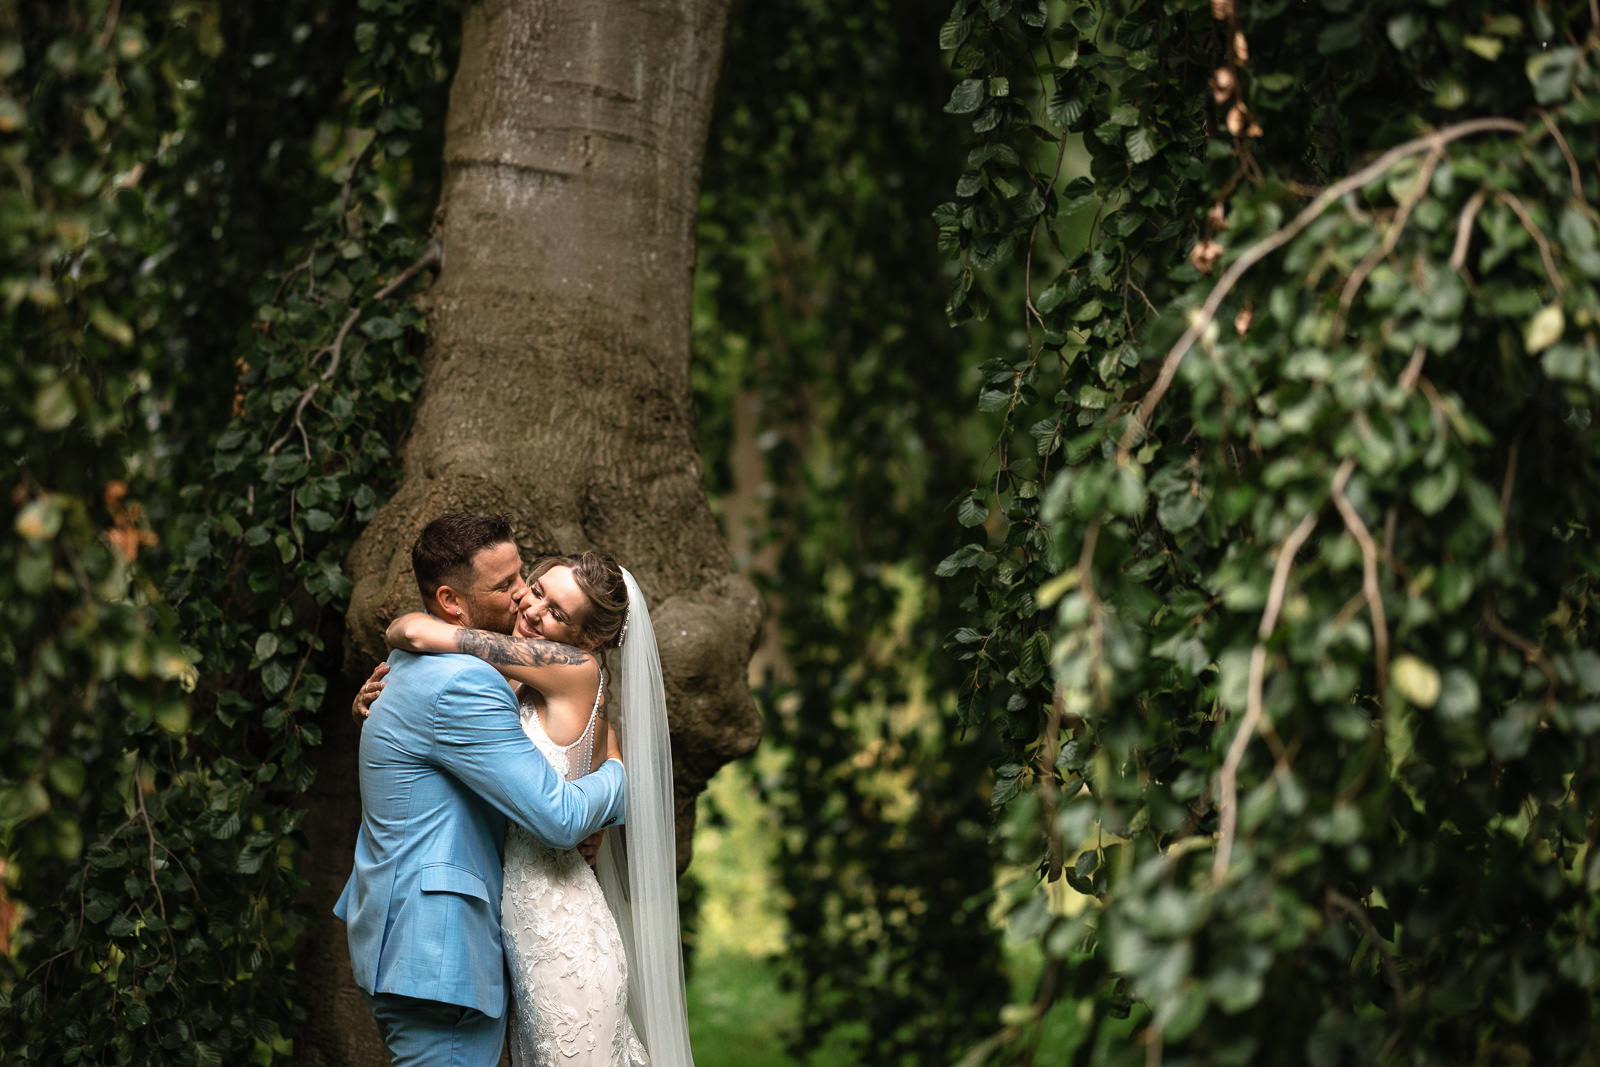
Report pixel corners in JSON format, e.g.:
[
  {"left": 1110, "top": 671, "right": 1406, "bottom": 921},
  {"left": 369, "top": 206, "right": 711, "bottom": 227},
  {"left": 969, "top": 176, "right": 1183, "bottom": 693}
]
[{"left": 457, "top": 541, "right": 529, "bottom": 634}]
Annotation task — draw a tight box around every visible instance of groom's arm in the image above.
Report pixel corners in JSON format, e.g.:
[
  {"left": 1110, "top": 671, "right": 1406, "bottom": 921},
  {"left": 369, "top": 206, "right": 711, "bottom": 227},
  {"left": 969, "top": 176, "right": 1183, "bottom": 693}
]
[{"left": 429, "top": 661, "right": 626, "bottom": 849}]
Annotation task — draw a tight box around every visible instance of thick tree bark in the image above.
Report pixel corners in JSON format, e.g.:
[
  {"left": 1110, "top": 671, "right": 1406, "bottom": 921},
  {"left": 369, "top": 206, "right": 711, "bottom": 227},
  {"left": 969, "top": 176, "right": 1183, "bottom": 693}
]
[{"left": 299, "top": 2, "right": 755, "bottom": 1060}]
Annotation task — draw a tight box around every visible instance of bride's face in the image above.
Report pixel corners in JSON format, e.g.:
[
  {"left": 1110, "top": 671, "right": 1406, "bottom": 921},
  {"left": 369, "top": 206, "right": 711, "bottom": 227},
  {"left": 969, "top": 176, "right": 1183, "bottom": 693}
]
[{"left": 514, "top": 565, "right": 595, "bottom": 650}]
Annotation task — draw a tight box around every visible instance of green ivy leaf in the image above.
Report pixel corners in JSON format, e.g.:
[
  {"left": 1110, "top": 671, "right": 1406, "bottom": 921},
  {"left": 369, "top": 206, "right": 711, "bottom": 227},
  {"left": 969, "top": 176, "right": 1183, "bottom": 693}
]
[
  {"left": 1527, "top": 47, "right": 1581, "bottom": 104},
  {"left": 945, "top": 79, "right": 985, "bottom": 114},
  {"left": 936, "top": 543, "right": 989, "bottom": 577},
  {"left": 261, "top": 659, "right": 292, "bottom": 695},
  {"left": 361, "top": 316, "right": 403, "bottom": 341},
  {"left": 1410, "top": 463, "right": 1458, "bottom": 515},
  {"left": 1126, "top": 127, "right": 1157, "bottom": 164},
  {"left": 938, "top": 16, "right": 969, "bottom": 50},
  {"left": 1047, "top": 88, "right": 1085, "bottom": 128},
  {"left": 1317, "top": 19, "right": 1364, "bottom": 54}
]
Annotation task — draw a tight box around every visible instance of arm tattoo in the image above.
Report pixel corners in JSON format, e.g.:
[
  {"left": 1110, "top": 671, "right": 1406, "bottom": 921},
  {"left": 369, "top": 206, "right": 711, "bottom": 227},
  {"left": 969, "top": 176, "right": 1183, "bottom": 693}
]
[{"left": 455, "top": 629, "right": 591, "bottom": 669}]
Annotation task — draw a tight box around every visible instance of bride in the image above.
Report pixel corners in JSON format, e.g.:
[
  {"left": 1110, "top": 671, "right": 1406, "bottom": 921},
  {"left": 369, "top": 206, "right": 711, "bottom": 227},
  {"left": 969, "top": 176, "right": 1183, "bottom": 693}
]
[{"left": 375, "top": 551, "right": 695, "bottom": 1067}]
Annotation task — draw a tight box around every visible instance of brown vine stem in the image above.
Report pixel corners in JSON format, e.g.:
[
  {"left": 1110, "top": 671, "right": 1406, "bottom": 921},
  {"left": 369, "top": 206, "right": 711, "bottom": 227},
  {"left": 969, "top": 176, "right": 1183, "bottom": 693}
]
[
  {"left": 1334, "top": 149, "right": 1441, "bottom": 337},
  {"left": 1036, "top": 686, "right": 1073, "bottom": 884},
  {"left": 339, "top": 134, "right": 378, "bottom": 232},
  {"left": 1145, "top": 1019, "right": 1164, "bottom": 1067},
  {"left": 1116, "top": 116, "right": 1523, "bottom": 461},
  {"left": 132, "top": 755, "right": 179, "bottom": 965},
  {"left": 95, "top": 0, "right": 122, "bottom": 50},
  {"left": 1449, "top": 189, "right": 1488, "bottom": 275},
  {"left": 1537, "top": 110, "right": 1585, "bottom": 202},
  {"left": 269, "top": 240, "right": 442, "bottom": 458},
  {"left": 1079, "top": 518, "right": 1107, "bottom": 708},
  {"left": 1025, "top": 133, "right": 1076, "bottom": 333},
  {"left": 1495, "top": 435, "right": 1521, "bottom": 550},
  {"left": 1483, "top": 601, "right": 1559, "bottom": 695},
  {"left": 1496, "top": 190, "right": 1566, "bottom": 299},
  {"left": 1331, "top": 462, "right": 1389, "bottom": 696},
  {"left": 1397, "top": 341, "right": 1428, "bottom": 394},
  {"left": 1326, "top": 887, "right": 1408, "bottom": 1015},
  {"left": 1212, "top": 461, "right": 1346, "bottom": 883}
]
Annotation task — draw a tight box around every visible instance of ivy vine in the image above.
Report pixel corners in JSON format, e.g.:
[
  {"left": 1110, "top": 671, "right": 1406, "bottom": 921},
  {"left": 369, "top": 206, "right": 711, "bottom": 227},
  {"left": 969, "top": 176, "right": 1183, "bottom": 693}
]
[
  {"left": 941, "top": 0, "right": 1600, "bottom": 1062},
  {"left": 2, "top": 2, "right": 457, "bottom": 1061}
]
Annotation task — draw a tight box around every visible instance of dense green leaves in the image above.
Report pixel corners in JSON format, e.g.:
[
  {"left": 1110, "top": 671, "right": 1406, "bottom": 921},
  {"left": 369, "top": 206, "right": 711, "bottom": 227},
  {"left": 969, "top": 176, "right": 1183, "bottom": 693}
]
[
  {"left": 1, "top": 2, "right": 455, "bottom": 1061},
  {"left": 944, "top": 0, "right": 1600, "bottom": 1062}
]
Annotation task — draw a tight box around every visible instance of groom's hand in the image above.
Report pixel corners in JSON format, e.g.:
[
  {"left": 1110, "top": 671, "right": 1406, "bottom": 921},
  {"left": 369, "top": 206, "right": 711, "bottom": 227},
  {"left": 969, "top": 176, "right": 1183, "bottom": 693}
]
[
  {"left": 577, "top": 830, "right": 604, "bottom": 867},
  {"left": 351, "top": 662, "right": 389, "bottom": 724}
]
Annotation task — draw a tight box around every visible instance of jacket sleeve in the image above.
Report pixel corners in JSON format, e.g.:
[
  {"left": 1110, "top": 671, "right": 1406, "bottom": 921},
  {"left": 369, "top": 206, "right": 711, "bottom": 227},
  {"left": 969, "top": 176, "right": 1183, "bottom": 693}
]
[{"left": 429, "top": 660, "right": 626, "bottom": 850}]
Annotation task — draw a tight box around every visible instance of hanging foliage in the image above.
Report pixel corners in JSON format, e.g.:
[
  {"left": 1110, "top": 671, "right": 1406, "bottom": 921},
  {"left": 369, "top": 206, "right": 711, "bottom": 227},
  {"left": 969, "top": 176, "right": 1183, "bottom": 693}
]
[
  {"left": 1, "top": 2, "right": 456, "bottom": 1061},
  {"left": 941, "top": 0, "right": 1600, "bottom": 1062}
]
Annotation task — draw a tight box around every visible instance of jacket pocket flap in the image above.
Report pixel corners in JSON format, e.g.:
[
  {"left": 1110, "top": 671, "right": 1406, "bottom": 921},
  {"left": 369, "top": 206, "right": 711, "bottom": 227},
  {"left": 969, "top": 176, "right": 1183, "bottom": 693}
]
[{"left": 417, "top": 864, "right": 490, "bottom": 902}]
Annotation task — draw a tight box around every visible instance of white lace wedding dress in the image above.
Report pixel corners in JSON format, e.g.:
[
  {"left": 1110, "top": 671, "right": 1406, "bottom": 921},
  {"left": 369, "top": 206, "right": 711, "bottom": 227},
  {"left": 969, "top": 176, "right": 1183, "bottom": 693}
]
[{"left": 503, "top": 685, "right": 648, "bottom": 1067}]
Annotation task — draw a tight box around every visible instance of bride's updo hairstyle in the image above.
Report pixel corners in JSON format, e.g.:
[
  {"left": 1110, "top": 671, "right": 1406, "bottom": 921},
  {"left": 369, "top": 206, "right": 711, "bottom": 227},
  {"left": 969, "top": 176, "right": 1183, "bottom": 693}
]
[{"left": 529, "top": 550, "right": 629, "bottom": 649}]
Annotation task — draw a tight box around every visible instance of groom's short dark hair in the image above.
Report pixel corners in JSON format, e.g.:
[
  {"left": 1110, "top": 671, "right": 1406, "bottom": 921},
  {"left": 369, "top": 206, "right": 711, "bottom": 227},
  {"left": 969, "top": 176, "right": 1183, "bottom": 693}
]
[{"left": 412, "top": 512, "right": 515, "bottom": 606}]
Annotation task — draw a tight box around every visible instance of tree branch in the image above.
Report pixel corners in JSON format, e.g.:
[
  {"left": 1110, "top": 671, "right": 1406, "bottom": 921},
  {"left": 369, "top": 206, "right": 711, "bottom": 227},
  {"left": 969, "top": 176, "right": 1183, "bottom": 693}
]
[
  {"left": 1449, "top": 189, "right": 1488, "bottom": 274},
  {"left": 1330, "top": 465, "right": 1389, "bottom": 696},
  {"left": 132, "top": 756, "right": 179, "bottom": 965},
  {"left": 1335, "top": 150, "right": 1441, "bottom": 337},
  {"left": 1496, "top": 190, "right": 1565, "bottom": 299},
  {"left": 1397, "top": 341, "right": 1428, "bottom": 394},
  {"left": 1537, "top": 110, "right": 1585, "bottom": 202},
  {"left": 269, "top": 240, "right": 442, "bottom": 458},
  {"left": 1495, "top": 435, "right": 1520, "bottom": 550},
  {"left": 1213, "top": 463, "right": 1344, "bottom": 883},
  {"left": 1116, "top": 117, "right": 1523, "bottom": 460},
  {"left": 1326, "top": 887, "right": 1408, "bottom": 1013}
]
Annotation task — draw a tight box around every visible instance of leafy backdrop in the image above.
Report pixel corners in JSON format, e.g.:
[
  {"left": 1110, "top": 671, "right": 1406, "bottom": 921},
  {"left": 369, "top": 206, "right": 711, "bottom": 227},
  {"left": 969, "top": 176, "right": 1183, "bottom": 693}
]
[
  {"left": 939, "top": 0, "right": 1600, "bottom": 1062},
  {"left": 4, "top": 0, "right": 1600, "bottom": 1064}
]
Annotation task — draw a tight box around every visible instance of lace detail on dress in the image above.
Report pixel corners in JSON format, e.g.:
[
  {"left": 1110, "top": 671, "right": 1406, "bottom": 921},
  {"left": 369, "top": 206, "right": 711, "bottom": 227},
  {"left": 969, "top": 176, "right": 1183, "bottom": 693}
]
[{"left": 505, "top": 686, "right": 647, "bottom": 1067}]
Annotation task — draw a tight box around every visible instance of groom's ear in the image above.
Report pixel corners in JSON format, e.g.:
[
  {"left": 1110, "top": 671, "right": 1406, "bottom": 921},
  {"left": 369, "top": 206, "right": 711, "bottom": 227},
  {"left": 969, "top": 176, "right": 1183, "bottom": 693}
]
[{"left": 434, "top": 584, "right": 466, "bottom": 625}]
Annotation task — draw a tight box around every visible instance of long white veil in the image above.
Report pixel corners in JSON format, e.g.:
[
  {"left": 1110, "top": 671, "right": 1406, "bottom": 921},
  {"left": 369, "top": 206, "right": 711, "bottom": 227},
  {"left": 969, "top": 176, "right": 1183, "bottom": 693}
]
[{"left": 593, "top": 568, "right": 695, "bottom": 1065}]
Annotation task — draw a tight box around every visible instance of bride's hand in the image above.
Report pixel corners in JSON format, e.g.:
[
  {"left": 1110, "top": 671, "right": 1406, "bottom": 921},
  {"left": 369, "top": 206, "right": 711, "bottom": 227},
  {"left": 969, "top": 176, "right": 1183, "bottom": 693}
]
[
  {"left": 386, "top": 612, "right": 455, "bottom": 653},
  {"left": 351, "top": 661, "right": 388, "bottom": 724},
  {"left": 576, "top": 830, "right": 603, "bottom": 867}
]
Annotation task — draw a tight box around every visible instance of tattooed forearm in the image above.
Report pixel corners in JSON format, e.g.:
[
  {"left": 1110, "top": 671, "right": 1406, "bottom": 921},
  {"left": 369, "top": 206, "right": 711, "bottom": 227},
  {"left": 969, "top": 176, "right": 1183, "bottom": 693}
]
[{"left": 455, "top": 629, "right": 590, "bottom": 668}]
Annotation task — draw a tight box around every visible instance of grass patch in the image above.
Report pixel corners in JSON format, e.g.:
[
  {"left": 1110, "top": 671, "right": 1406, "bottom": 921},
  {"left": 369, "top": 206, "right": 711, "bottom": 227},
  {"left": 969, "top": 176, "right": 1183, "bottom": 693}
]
[
  {"left": 688, "top": 950, "right": 800, "bottom": 1067},
  {"left": 685, "top": 759, "right": 1128, "bottom": 1065}
]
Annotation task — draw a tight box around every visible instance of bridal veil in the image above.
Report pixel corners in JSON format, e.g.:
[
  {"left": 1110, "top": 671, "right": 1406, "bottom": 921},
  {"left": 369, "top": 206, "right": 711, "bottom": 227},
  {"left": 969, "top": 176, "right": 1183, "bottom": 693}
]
[{"left": 593, "top": 568, "right": 695, "bottom": 1066}]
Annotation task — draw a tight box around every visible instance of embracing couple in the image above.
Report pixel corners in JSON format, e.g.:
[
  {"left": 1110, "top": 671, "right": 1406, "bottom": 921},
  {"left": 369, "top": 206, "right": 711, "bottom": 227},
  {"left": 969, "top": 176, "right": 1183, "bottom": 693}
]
[{"left": 335, "top": 512, "right": 694, "bottom": 1066}]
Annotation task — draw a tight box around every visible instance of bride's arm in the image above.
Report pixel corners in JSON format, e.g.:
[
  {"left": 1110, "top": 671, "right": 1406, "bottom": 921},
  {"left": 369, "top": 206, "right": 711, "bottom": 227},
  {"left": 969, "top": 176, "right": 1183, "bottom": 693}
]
[
  {"left": 387, "top": 613, "right": 595, "bottom": 691},
  {"left": 386, "top": 612, "right": 458, "bottom": 654}
]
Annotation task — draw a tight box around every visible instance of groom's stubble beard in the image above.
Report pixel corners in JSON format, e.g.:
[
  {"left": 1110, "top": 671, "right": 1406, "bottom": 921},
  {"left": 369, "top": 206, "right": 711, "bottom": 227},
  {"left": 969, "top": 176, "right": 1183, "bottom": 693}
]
[
  {"left": 457, "top": 584, "right": 522, "bottom": 636},
  {"left": 456, "top": 598, "right": 518, "bottom": 636}
]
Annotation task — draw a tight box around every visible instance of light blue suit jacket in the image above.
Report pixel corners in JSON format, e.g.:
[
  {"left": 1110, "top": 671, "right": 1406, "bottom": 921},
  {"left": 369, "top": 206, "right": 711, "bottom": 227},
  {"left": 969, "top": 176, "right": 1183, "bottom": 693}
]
[{"left": 334, "top": 649, "right": 626, "bottom": 1018}]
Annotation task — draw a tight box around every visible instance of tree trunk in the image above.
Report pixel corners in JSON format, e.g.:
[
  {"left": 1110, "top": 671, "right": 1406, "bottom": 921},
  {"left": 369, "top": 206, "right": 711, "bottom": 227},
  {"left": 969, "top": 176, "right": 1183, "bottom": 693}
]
[{"left": 299, "top": 2, "right": 755, "bottom": 1059}]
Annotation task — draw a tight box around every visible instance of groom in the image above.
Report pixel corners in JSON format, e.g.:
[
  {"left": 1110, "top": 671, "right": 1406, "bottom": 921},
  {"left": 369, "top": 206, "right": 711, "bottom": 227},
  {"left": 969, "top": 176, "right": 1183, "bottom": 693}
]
[{"left": 334, "top": 511, "right": 626, "bottom": 1066}]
